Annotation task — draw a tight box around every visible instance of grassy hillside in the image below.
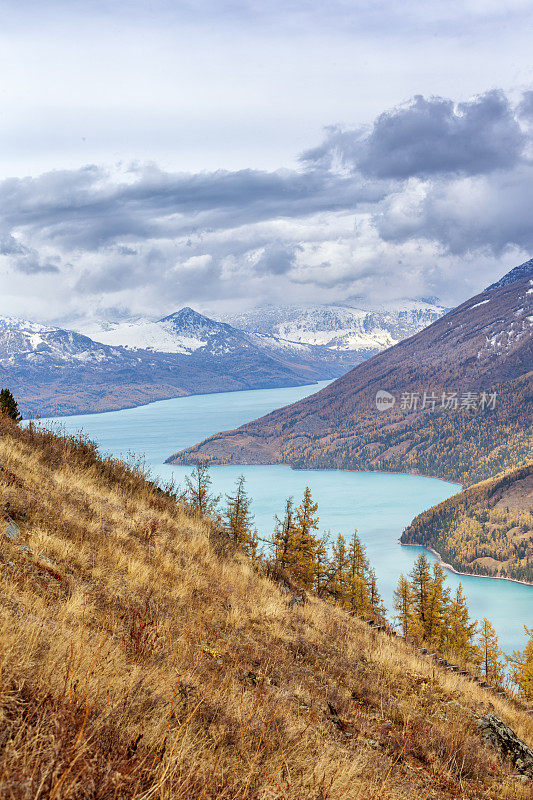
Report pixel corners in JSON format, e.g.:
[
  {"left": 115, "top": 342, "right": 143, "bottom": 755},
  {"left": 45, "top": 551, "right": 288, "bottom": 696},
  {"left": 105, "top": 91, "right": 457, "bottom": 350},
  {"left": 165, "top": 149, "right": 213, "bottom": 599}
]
[
  {"left": 1, "top": 416, "right": 532, "bottom": 799},
  {"left": 401, "top": 462, "right": 533, "bottom": 583}
]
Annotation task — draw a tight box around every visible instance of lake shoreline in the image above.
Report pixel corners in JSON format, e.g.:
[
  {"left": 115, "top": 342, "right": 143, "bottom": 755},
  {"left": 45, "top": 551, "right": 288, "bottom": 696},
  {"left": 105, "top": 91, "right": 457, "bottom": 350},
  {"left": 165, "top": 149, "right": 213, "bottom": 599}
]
[{"left": 402, "top": 542, "right": 533, "bottom": 588}]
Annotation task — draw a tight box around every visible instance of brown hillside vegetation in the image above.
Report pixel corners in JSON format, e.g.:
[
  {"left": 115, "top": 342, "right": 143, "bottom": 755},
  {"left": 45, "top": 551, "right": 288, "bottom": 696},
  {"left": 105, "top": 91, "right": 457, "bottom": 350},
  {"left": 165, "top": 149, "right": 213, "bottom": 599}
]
[
  {"left": 401, "top": 462, "right": 533, "bottom": 583},
  {"left": 1, "top": 417, "right": 533, "bottom": 799},
  {"left": 168, "top": 259, "right": 533, "bottom": 487}
]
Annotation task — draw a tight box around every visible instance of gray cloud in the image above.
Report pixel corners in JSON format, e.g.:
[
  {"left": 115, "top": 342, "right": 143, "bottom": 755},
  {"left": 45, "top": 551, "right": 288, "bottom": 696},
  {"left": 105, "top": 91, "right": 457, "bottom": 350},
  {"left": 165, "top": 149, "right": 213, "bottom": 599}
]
[
  {"left": 375, "top": 164, "right": 533, "bottom": 255},
  {"left": 253, "top": 243, "right": 302, "bottom": 275},
  {"left": 518, "top": 91, "right": 533, "bottom": 121},
  {"left": 302, "top": 91, "right": 525, "bottom": 179},
  {"left": 0, "top": 89, "right": 532, "bottom": 322}
]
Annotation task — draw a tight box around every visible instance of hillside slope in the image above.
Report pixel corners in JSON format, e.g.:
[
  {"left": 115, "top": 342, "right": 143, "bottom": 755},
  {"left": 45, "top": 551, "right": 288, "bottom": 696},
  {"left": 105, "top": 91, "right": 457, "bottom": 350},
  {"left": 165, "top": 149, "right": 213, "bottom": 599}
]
[
  {"left": 168, "top": 259, "right": 533, "bottom": 486},
  {"left": 0, "top": 417, "right": 532, "bottom": 799},
  {"left": 401, "top": 462, "right": 533, "bottom": 583}
]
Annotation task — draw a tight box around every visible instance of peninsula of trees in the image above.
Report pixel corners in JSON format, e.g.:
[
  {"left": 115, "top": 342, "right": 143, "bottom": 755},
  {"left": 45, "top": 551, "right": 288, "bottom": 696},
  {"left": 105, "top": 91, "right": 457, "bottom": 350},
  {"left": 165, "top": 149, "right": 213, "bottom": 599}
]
[{"left": 401, "top": 462, "right": 533, "bottom": 583}]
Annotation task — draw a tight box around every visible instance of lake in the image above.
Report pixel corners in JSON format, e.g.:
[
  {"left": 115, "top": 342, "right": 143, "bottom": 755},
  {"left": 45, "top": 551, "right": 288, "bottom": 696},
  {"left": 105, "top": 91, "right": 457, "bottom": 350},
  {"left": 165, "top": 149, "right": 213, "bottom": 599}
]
[{"left": 42, "top": 381, "right": 532, "bottom": 655}]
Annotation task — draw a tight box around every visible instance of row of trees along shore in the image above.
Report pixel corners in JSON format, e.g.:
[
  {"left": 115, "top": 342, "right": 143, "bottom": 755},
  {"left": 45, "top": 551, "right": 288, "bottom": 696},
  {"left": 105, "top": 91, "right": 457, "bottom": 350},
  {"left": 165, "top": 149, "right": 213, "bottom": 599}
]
[
  {"left": 1, "top": 391, "right": 531, "bottom": 703},
  {"left": 183, "top": 460, "right": 533, "bottom": 700}
]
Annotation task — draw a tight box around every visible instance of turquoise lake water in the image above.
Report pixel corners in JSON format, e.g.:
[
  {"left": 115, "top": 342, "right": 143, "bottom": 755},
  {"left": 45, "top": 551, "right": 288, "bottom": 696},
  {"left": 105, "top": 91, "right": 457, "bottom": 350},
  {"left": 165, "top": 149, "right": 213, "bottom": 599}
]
[{"left": 42, "top": 381, "right": 532, "bottom": 655}]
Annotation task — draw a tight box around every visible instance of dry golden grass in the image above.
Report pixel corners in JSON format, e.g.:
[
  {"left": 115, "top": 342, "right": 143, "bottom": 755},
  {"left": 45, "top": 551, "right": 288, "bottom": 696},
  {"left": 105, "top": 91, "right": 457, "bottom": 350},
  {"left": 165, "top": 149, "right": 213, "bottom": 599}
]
[{"left": 0, "top": 416, "right": 532, "bottom": 799}]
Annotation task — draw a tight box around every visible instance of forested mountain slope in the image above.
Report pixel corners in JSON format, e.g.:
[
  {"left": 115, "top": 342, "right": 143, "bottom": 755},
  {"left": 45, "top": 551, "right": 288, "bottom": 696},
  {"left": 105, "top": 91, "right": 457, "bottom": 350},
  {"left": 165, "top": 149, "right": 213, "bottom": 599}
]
[
  {"left": 168, "top": 259, "right": 533, "bottom": 486},
  {"left": 1, "top": 415, "right": 532, "bottom": 799},
  {"left": 402, "top": 462, "right": 533, "bottom": 583}
]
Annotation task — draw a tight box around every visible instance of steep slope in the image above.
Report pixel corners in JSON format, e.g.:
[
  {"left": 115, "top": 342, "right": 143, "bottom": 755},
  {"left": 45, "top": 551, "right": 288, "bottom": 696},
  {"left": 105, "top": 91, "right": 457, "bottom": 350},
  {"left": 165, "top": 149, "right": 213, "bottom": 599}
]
[
  {"left": 0, "top": 312, "right": 319, "bottom": 416},
  {"left": 1, "top": 416, "right": 532, "bottom": 799},
  {"left": 401, "top": 462, "right": 533, "bottom": 583},
  {"left": 168, "top": 259, "right": 533, "bottom": 486}
]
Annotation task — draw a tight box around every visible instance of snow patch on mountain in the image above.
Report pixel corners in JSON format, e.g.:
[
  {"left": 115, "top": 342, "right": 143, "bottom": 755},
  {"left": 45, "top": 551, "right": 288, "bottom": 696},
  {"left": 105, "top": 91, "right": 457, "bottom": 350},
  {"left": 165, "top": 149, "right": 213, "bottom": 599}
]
[
  {"left": 220, "top": 302, "right": 446, "bottom": 353},
  {"left": 83, "top": 319, "right": 207, "bottom": 354}
]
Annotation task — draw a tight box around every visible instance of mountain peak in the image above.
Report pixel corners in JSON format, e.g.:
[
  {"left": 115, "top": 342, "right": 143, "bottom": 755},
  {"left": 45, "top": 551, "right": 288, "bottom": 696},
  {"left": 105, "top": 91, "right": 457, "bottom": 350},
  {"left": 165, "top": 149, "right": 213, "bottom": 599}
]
[
  {"left": 486, "top": 258, "right": 533, "bottom": 291},
  {"left": 159, "top": 307, "right": 209, "bottom": 324}
]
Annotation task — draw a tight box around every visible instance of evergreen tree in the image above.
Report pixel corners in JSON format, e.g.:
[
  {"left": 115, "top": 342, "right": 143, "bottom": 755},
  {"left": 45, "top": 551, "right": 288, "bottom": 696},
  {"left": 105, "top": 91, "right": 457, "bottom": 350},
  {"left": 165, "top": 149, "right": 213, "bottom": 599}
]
[
  {"left": 477, "top": 618, "right": 504, "bottom": 685},
  {"left": 409, "top": 553, "right": 432, "bottom": 633},
  {"left": 225, "top": 475, "right": 257, "bottom": 555},
  {"left": 424, "top": 563, "right": 450, "bottom": 649},
  {"left": 393, "top": 574, "right": 415, "bottom": 638},
  {"left": 185, "top": 460, "right": 220, "bottom": 516},
  {"left": 0, "top": 389, "right": 22, "bottom": 422},
  {"left": 272, "top": 497, "right": 295, "bottom": 569},
  {"left": 291, "top": 487, "right": 320, "bottom": 586},
  {"left": 314, "top": 531, "right": 331, "bottom": 597},
  {"left": 367, "top": 567, "right": 386, "bottom": 620},
  {"left": 345, "top": 530, "right": 370, "bottom": 614},
  {"left": 509, "top": 626, "right": 533, "bottom": 700},
  {"left": 329, "top": 533, "right": 349, "bottom": 603},
  {"left": 445, "top": 584, "right": 478, "bottom": 666}
]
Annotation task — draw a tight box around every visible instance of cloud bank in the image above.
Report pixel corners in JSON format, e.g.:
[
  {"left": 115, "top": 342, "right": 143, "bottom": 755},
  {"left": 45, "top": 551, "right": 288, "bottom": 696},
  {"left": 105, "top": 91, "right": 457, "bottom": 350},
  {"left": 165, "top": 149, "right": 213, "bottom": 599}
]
[{"left": 1, "top": 89, "right": 531, "bottom": 324}]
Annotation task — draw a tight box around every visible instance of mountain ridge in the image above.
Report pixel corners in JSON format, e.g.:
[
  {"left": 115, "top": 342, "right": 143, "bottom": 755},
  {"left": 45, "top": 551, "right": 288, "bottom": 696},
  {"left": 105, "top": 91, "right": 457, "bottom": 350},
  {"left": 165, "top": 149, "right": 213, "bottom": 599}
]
[{"left": 167, "top": 258, "right": 533, "bottom": 486}]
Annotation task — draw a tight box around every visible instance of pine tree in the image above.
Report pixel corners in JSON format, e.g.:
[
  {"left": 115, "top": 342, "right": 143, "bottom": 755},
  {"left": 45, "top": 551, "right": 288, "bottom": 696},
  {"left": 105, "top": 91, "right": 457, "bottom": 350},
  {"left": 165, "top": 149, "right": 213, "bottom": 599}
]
[
  {"left": 393, "top": 574, "right": 414, "bottom": 638},
  {"left": 225, "top": 475, "right": 257, "bottom": 555},
  {"left": 272, "top": 497, "right": 296, "bottom": 569},
  {"left": 409, "top": 553, "right": 432, "bottom": 634},
  {"left": 477, "top": 618, "right": 504, "bottom": 685},
  {"left": 367, "top": 567, "right": 386, "bottom": 620},
  {"left": 445, "top": 584, "right": 478, "bottom": 666},
  {"left": 424, "top": 563, "right": 450, "bottom": 649},
  {"left": 345, "top": 530, "right": 370, "bottom": 614},
  {"left": 185, "top": 460, "right": 220, "bottom": 516},
  {"left": 0, "top": 389, "right": 22, "bottom": 422},
  {"left": 509, "top": 626, "right": 533, "bottom": 700},
  {"left": 329, "top": 533, "right": 349, "bottom": 603},
  {"left": 291, "top": 487, "right": 320, "bottom": 587},
  {"left": 314, "top": 532, "right": 331, "bottom": 597}
]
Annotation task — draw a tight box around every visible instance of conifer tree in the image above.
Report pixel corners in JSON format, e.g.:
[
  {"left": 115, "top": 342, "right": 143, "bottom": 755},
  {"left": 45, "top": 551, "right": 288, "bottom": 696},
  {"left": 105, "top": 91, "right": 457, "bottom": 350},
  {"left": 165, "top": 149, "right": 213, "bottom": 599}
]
[
  {"left": 425, "top": 563, "right": 450, "bottom": 649},
  {"left": 272, "top": 497, "right": 295, "bottom": 569},
  {"left": 509, "top": 626, "right": 533, "bottom": 700},
  {"left": 225, "top": 475, "right": 257, "bottom": 556},
  {"left": 314, "top": 531, "right": 331, "bottom": 597},
  {"left": 409, "top": 553, "right": 432, "bottom": 632},
  {"left": 185, "top": 460, "right": 220, "bottom": 516},
  {"left": 477, "top": 618, "right": 504, "bottom": 685},
  {"left": 367, "top": 567, "right": 386, "bottom": 620},
  {"left": 393, "top": 574, "right": 414, "bottom": 638},
  {"left": 291, "top": 487, "right": 319, "bottom": 587},
  {"left": 345, "top": 530, "right": 370, "bottom": 614},
  {"left": 446, "top": 584, "right": 478, "bottom": 665},
  {"left": 329, "top": 533, "right": 349, "bottom": 603},
  {"left": 0, "top": 389, "right": 22, "bottom": 422}
]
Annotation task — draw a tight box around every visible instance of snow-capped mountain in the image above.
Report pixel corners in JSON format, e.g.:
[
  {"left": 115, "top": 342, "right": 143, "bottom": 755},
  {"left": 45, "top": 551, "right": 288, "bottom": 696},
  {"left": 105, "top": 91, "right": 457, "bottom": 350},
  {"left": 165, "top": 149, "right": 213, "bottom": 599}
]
[
  {"left": 83, "top": 308, "right": 258, "bottom": 357},
  {"left": 220, "top": 301, "right": 447, "bottom": 352},
  {"left": 0, "top": 312, "right": 322, "bottom": 417},
  {"left": 1, "top": 301, "right": 447, "bottom": 417}
]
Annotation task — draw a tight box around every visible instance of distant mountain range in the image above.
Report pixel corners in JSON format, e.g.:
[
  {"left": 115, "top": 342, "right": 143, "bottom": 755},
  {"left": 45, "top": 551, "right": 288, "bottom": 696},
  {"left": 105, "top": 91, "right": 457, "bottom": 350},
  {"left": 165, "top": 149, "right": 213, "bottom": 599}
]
[
  {"left": 220, "top": 300, "right": 446, "bottom": 351},
  {"left": 0, "top": 301, "right": 445, "bottom": 416},
  {"left": 0, "top": 310, "right": 314, "bottom": 416},
  {"left": 168, "top": 258, "right": 533, "bottom": 487}
]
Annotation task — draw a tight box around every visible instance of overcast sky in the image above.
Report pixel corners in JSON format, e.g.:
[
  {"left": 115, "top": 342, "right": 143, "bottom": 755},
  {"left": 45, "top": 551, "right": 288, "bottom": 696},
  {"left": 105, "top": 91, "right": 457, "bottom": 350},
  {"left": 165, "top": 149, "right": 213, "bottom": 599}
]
[{"left": 0, "top": 0, "right": 532, "bottom": 325}]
